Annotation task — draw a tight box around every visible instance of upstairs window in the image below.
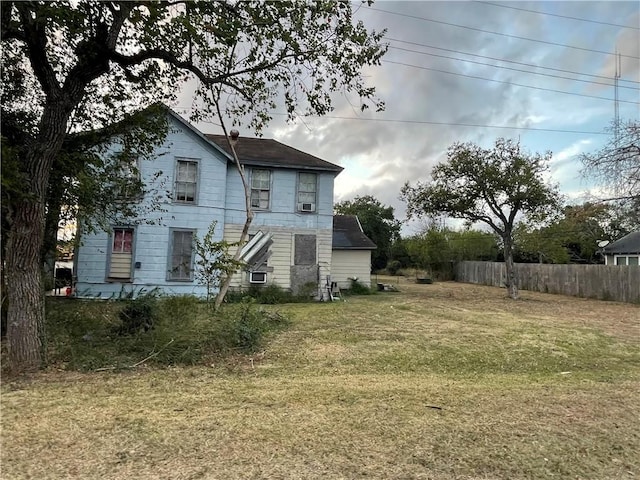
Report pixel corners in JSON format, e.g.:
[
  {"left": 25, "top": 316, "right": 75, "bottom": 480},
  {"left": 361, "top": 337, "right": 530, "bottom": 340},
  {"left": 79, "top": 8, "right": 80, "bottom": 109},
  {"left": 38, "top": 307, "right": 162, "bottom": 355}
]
[
  {"left": 297, "top": 172, "right": 317, "bottom": 212},
  {"left": 175, "top": 159, "right": 198, "bottom": 203},
  {"left": 251, "top": 169, "right": 271, "bottom": 209}
]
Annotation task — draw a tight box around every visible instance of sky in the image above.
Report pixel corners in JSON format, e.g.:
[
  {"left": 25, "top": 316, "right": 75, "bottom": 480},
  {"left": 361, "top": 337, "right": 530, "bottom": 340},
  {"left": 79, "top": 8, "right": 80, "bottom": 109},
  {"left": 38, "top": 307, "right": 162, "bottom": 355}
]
[{"left": 176, "top": 1, "right": 640, "bottom": 235}]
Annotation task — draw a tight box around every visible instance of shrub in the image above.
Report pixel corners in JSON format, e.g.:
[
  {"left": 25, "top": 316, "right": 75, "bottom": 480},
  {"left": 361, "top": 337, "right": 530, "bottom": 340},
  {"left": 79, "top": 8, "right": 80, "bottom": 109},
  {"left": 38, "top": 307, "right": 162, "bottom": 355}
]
[
  {"left": 386, "top": 260, "right": 402, "bottom": 276},
  {"left": 225, "top": 283, "right": 314, "bottom": 304},
  {"left": 346, "top": 278, "right": 373, "bottom": 295},
  {"left": 116, "top": 294, "right": 159, "bottom": 336},
  {"left": 45, "top": 294, "right": 290, "bottom": 370}
]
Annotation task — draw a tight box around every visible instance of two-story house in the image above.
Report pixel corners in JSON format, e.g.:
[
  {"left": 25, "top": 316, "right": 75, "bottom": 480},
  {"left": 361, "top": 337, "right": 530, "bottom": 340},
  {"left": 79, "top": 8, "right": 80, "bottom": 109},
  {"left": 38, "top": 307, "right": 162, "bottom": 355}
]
[{"left": 74, "top": 107, "right": 344, "bottom": 299}]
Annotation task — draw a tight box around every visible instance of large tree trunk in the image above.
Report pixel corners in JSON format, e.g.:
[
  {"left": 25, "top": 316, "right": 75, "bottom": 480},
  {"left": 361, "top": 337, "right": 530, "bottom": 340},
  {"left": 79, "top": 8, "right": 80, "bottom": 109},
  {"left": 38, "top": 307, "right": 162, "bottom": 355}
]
[
  {"left": 5, "top": 199, "right": 47, "bottom": 372},
  {"left": 5, "top": 105, "right": 70, "bottom": 373},
  {"left": 503, "top": 234, "right": 519, "bottom": 300}
]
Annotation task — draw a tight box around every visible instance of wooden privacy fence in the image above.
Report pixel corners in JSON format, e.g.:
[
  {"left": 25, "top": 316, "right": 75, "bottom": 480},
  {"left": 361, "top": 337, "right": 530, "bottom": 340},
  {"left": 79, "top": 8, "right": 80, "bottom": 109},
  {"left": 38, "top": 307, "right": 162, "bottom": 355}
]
[{"left": 455, "top": 261, "right": 640, "bottom": 303}]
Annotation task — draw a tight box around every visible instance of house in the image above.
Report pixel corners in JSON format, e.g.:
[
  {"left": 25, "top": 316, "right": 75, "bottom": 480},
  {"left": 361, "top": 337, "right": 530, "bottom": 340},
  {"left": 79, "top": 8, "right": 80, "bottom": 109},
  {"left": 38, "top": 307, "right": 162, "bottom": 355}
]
[
  {"left": 331, "top": 215, "right": 377, "bottom": 289},
  {"left": 74, "top": 107, "right": 344, "bottom": 299},
  {"left": 601, "top": 231, "right": 640, "bottom": 266}
]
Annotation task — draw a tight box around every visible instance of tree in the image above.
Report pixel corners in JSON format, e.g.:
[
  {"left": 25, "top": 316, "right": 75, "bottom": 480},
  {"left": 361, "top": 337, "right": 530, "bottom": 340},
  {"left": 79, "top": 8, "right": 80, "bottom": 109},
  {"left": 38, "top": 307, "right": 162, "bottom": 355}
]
[
  {"left": 514, "top": 202, "right": 626, "bottom": 264},
  {"left": 194, "top": 221, "right": 244, "bottom": 307},
  {"left": 401, "top": 138, "right": 561, "bottom": 299},
  {"left": 1, "top": 1, "right": 386, "bottom": 373},
  {"left": 580, "top": 119, "right": 640, "bottom": 201},
  {"left": 334, "top": 195, "right": 401, "bottom": 270}
]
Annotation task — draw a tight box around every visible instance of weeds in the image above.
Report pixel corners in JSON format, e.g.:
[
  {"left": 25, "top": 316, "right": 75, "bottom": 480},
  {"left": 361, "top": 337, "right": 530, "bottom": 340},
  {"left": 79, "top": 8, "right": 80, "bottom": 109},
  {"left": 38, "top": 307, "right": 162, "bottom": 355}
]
[{"left": 45, "top": 295, "right": 289, "bottom": 370}]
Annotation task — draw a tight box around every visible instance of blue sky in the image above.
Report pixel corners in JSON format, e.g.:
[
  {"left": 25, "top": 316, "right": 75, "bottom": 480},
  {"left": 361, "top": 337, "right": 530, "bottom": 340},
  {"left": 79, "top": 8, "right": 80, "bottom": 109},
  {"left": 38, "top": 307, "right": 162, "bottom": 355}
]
[{"left": 177, "top": 1, "right": 640, "bottom": 234}]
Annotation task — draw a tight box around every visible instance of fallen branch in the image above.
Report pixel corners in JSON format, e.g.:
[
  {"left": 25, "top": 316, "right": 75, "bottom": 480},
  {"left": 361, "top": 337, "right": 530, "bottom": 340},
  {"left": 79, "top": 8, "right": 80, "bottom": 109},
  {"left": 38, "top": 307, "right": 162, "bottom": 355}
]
[{"left": 94, "top": 338, "right": 175, "bottom": 371}]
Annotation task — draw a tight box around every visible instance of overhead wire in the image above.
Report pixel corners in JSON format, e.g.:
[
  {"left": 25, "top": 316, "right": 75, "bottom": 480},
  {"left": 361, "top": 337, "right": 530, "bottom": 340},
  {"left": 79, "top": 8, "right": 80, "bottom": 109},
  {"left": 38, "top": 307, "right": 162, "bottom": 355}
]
[
  {"left": 175, "top": 105, "right": 611, "bottom": 135},
  {"left": 473, "top": 1, "right": 640, "bottom": 30},
  {"left": 366, "top": 6, "right": 640, "bottom": 60},
  {"left": 388, "top": 45, "right": 640, "bottom": 91},
  {"left": 384, "top": 37, "right": 640, "bottom": 86},
  {"left": 382, "top": 59, "right": 640, "bottom": 105}
]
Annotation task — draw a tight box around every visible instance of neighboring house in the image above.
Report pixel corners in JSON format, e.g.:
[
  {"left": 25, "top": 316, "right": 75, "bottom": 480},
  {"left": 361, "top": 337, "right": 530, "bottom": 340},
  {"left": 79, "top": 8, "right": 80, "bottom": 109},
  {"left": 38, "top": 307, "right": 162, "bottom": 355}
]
[
  {"left": 331, "top": 215, "right": 377, "bottom": 289},
  {"left": 601, "top": 231, "right": 640, "bottom": 266},
  {"left": 75, "top": 107, "right": 343, "bottom": 299}
]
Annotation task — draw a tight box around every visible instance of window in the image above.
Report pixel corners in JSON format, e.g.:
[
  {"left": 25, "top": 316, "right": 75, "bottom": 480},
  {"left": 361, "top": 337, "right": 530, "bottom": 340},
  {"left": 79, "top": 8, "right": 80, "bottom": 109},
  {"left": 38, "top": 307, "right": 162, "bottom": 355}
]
[
  {"left": 297, "top": 172, "right": 317, "bottom": 212},
  {"left": 251, "top": 169, "right": 271, "bottom": 209},
  {"left": 168, "top": 230, "right": 194, "bottom": 281},
  {"left": 616, "top": 255, "right": 639, "bottom": 266},
  {"left": 108, "top": 228, "right": 134, "bottom": 281},
  {"left": 175, "top": 159, "right": 198, "bottom": 203}
]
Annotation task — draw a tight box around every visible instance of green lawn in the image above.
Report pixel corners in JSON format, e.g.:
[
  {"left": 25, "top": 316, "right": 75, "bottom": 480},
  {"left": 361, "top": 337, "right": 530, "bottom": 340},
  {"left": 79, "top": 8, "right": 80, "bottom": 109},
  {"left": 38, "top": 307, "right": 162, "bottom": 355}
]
[{"left": 2, "top": 279, "right": 639, "bottom": 479}]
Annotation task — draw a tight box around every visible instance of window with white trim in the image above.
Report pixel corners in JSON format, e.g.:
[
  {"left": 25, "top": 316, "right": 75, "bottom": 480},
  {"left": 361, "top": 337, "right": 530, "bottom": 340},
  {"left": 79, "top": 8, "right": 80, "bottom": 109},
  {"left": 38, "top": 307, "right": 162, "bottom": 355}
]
[
  {"left": 175, "top": 159, "right": 198, "bottom": 203},
  {"left": 168, "top": 230, "right": 194, "bottom": 281},
  {"left": 297, "top": 172, "right": 317, "bottom": 212},
  {"left": 108, "top": 228, "right": 134, "bottom": 281},
  {"left": 251, "top": 169, "right": 271, "bottom": 209},
  {"left": 615, "top": 255, "right": 639, "bottom": 266}
]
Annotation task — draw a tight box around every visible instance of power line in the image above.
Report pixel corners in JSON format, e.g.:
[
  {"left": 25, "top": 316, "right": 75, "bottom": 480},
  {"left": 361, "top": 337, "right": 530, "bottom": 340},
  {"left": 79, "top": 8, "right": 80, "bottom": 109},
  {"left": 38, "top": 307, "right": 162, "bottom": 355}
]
[
  {"left": 474, "top": 1, "right": 640, "bottom": 30},
  {"left": 176, "top": 107, "right": 611, "bottom": 134},
  {"left": 385, "top": 37, "right": 640, "bottom": 86},
  {"left": 265, "top": 112, "right": 609, "bottom": 135},
  {"left": 388, "top": 45, "right": 640, "bottom": 91},
  {"left": 383, "top": 59, "right": 640, "bottom": 105},
  {"left": 368, "top": 7, "right": 640, "bottom": 60}
]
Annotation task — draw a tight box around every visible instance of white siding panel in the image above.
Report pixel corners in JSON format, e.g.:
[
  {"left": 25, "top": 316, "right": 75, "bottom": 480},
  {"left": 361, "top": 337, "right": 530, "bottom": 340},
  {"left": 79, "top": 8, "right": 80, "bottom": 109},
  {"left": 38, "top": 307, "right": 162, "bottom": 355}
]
[
  {"left": 224, "top": 223, "right": 332, "bottom": 292},
  {"left": 330, "top": 250, "right": 372, "bottom": 289},
  {"left": 109, "top": 253, "right": 132, "bottom": 278}
]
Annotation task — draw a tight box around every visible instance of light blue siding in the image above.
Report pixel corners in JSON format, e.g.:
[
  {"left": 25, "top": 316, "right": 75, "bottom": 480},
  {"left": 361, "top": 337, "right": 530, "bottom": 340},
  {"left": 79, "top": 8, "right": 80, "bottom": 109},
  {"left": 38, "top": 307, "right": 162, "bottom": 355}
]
[
  {"left": 224, "top": 166, "right": 336, "bottom": 230},
  {"left": 76, "top": 114, "right": 229, "bottom": 298},
  {"left": 75, "top": 111, "right": 339, "bottom": 298}
]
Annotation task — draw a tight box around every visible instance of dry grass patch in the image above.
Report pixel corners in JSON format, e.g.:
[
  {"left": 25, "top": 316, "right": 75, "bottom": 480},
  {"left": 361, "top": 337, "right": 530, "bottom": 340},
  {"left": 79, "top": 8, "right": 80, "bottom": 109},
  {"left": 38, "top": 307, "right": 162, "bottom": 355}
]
[{"left": 2, "top": 281, "right": 639, "bottom": 479}]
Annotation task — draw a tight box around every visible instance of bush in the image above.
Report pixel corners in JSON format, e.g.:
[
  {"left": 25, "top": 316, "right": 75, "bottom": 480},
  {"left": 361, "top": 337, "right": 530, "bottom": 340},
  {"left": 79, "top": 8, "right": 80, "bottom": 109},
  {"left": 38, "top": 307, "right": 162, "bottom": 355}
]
[
  {"left": 215, "top": 298, "right": 289, "bottom": 353},
  {"left": 386, "top": 260, "right": 402, "bottom": 276},
  {"left": 345, "top": 278, "right": 373, "bottom": 295},
  {"left": 225, "top": 283, "right": 314, "bottom": 304},
  {"left": 116, "top": 295, "right": 159, "bottom": 335},
  {"left": 45, "top": 294, "right": 290, "bottom": 370}
]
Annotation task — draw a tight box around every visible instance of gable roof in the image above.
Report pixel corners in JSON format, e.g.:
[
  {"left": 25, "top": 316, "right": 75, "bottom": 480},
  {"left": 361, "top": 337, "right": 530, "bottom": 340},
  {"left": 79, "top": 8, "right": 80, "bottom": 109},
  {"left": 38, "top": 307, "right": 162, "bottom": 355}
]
[
  {"left": 332, "top": 215, "right": 377, "bottom": 250},
  {"left": 205, "top": 134, "right": 343, "bottom": 173},
  {"left": 161, "top": 106, "right": 233, "bottom": 161},
  {"left": 602, "top": 231, "right": 640, "bottom": 255}
]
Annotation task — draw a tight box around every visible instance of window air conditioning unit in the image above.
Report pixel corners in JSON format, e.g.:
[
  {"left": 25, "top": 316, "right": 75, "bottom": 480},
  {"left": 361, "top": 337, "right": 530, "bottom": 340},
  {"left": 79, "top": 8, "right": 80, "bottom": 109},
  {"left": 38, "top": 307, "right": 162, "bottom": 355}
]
[
  {"left": 249, "top": 271, "right": 267, "bottom": 284},
  {"left": 300, "top": 203, "right": 315, "bottom": 212}
]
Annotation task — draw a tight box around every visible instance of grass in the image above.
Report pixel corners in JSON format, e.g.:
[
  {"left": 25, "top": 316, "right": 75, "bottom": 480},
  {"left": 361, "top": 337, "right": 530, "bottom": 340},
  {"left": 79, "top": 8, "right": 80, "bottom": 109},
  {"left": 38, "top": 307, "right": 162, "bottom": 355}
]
[{"left": 2, "top": 278, "right": 639, "bottom": 479}]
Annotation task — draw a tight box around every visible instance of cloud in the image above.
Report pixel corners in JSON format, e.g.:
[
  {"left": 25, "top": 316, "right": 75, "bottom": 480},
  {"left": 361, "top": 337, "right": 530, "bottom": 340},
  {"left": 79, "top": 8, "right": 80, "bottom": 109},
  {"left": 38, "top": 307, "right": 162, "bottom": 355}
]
[{"left": 176, "top": 1, "right": 639, "bottom": 235}]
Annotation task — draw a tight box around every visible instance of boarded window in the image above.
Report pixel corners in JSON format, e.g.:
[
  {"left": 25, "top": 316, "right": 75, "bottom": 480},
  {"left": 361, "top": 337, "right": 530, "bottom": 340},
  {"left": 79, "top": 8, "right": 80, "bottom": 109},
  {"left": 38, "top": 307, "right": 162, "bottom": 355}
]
[
  {"left": 169, "top": 230, "right": 194, "bottom": 281},
  {"left": 109, "top": 228, "right": 133, "bottom": 280},
  {"left": 295, "top": 234, "right": 316, "bottom": 265},
  {"left": 175, "top": 159, "right": 198, "bottom": 203}
]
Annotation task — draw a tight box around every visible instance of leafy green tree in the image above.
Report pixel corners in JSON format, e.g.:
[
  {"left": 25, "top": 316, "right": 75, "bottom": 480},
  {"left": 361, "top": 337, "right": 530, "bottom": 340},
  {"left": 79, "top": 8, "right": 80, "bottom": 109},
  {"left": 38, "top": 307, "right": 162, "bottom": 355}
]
[
  {"left": 334, "top": 195, "right": 401, "bottom": 270},
  {"left": 1, "top": 1, "right": 386, "bottom": 372},
  {"left": 401, "top": 138, "right": 561, "bottom": 299},
  {"left": 194, "top": 222, "right": 244, "bottom": 306},
  {"left": 514, "top": 202, "right": 613, "bottom": 264},
  {"left": 447, "top": 229, "right": 499, "bottom": 262}
]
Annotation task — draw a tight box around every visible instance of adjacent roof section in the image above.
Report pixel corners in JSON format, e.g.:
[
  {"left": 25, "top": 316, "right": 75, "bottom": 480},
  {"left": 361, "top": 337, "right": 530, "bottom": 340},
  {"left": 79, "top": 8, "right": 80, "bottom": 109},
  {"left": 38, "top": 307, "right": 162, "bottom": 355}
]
[
  {"left": 602, "top": 231, "right": 640, "bottom": 254},
  {"left": 332, "top": 215, "right": 377, "bottom": 250},
  {"left": 205, "top": 134, "right": 343, "bottom": 173}
]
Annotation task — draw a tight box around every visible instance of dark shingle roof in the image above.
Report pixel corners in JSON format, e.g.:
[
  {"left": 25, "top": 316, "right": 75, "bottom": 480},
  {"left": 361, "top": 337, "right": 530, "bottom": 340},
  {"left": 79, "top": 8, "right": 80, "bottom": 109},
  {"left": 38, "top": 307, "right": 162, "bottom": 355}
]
[
  {"left": 205, "top": 134, "right": 343, "bottom": 173},
  {"left": 332, "top": 215, "right": 377, "bottom": 250},
  {"left": 602, "top": 231, "right": 640, "bottom": 254}
]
